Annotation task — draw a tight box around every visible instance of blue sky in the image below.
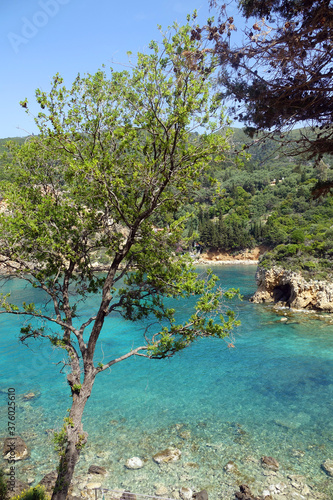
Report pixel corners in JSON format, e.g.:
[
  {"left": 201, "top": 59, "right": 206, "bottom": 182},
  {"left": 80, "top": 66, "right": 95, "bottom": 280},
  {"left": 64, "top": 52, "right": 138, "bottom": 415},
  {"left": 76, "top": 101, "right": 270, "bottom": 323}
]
[{"left": 1, "top": 0, "right": 243, "bottom": 138}]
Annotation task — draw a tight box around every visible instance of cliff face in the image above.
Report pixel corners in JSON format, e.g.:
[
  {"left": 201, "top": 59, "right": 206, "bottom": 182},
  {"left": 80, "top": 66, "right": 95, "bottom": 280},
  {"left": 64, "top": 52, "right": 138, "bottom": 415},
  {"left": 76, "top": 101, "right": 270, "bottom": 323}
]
[{"left": 251, "top": 266, "right": 333, "bottom": 312}]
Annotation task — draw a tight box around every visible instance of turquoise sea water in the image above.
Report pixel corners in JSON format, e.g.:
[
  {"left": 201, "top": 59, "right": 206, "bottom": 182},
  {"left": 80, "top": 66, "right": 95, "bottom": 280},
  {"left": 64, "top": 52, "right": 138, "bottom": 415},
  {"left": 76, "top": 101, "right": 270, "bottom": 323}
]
[{"left": 1, "top": 265, "right": 333, "bottom": 498}]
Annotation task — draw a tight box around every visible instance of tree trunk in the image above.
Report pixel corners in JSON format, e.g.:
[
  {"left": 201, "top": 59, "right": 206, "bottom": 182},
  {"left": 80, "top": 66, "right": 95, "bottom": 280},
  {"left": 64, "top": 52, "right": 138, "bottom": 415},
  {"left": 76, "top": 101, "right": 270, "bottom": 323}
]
[{"left": 51, "top": 383, "right": 93, "bottom": 500}]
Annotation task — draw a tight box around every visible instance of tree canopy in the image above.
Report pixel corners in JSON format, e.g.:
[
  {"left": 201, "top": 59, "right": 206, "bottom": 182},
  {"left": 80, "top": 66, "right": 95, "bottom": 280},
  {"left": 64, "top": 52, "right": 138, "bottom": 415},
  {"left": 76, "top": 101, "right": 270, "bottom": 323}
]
[
  {"left": 0, "top": 20, "right": 240, "bottom": 500},
  {"left": 206, "top": 0, "right": 333, "bottom": 162}
]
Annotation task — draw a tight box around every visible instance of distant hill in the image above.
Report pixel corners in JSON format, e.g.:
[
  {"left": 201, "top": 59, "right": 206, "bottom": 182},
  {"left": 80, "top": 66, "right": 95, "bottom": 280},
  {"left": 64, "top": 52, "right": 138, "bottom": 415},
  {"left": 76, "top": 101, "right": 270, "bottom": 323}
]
[{"left": 0, "top": 136, "right": 27, "bottom": 153}]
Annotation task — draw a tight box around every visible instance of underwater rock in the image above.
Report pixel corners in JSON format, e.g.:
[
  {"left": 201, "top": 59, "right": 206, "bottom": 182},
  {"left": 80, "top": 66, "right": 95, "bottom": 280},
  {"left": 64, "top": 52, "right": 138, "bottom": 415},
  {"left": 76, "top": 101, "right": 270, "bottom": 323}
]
[
  {"left": 153, "top": 447, "right": 181, "bottom": 464},
  {"left": 178, "top": 430, "right": 191, "bottom": 440},
  {"left": 223, "top": 460, "right": 239, "bottom": 474},
  {"left": 261, "top": 456, "right": 279, "bottom": 471},
  {"left": 179, "top": 487, "right": 192, "bottom": 500},
  {"left": 3, "top": 436, "right": 29, "bottom": 461},
  {"left": 184, "top": 462, "right": 199, "bottom": 469},
  {"left": 23, "top": 392, "right": 37, "bottom": 400},
  {"left": 321, "top": 459, "right": 333, "bottom": 477},
  {"left": 125, "top": 457, "right": 145, "bottom": 469},
  {"left": 193, "top": 491, "right": 208, "bottom": 500},
  {"left": 234, "top": 484, "right": 262, "bottom": 500},
  {"left": 154, "top": 485, "right": 169, "bottom": 496},
  {"left": 88, "top": 465, "right": 107, "bottom": 475}
]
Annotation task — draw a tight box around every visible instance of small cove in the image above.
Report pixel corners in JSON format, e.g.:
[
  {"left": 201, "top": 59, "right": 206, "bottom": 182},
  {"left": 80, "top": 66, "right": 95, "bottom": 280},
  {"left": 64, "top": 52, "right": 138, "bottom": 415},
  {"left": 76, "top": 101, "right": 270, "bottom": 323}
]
[{"left": 1, "top": 265, "right": 333, "bottom": 498}]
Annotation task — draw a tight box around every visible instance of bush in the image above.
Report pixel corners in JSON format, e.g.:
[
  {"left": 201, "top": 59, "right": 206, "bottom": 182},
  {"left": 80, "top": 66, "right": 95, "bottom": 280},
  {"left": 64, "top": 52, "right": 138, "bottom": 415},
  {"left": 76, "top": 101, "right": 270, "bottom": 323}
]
[
  {"left": 0, "top": 468, "right": 8, "bottom": 500},
  {"left": 303, "top": 261, "right": 317, "bottom": 271},
  {"left": 275, "top": 244, "right": 299, "bottom": 258},
  {"left": 12, "top": 486, "right": 49, "bottom": 500},
  {"left": 290, "top": 229, "right": 305, "bottom": 244}
]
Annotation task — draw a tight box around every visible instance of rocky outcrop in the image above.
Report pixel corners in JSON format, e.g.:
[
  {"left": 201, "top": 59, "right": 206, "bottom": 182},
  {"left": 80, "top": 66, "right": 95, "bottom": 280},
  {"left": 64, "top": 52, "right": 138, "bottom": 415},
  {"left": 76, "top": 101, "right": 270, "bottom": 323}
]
[{"left": 251, "top": 266, "right": 333, "bottom": 311}]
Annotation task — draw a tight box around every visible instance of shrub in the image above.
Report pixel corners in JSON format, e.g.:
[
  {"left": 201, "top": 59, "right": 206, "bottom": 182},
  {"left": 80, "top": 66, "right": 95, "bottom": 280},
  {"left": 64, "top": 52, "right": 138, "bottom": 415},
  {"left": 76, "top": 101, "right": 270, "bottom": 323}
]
[
  {"left": 303, "top": 261, "right": 317, "bottom": 271},
  {"left": 11, "top": 486, "right": 49, "bottom": 500},
  {"left": 275, "top": 244, "right": 299, "bottom": 258},
  {"left": 290, "top": 229, "right": 305, "bottom": 244},
  {"left": 0, "top": 468, "right": 8, "bottom": 500}
]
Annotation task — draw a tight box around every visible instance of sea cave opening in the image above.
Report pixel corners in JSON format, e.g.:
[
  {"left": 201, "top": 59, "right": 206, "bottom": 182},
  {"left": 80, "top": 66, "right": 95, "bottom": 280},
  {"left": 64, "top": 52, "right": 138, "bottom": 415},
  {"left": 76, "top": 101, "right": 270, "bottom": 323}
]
[{"left": 272, "top": 284, "right": 293, "bottom": 305}]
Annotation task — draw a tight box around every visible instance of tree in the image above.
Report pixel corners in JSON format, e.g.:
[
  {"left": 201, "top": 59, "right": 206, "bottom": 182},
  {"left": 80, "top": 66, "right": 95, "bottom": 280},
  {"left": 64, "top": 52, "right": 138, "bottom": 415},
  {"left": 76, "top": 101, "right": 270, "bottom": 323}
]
[
  {"left": 0, "top": 20, "right": 240, "bottom": 500},
  {"left": 204, "top": 0, "right": 333, "bottom": 164}
]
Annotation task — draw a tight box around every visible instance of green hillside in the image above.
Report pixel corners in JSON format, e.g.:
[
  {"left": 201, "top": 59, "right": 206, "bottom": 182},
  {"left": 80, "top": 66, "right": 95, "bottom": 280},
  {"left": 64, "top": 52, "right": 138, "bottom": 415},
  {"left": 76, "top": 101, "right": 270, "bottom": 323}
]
[
  {"left": 182, "top": 128, "right": 333, "bottom": 281},
  {"left": 1, "top": 131, "right": 332, "bottom": 280},
  {"left": 0, "top": 136, "right": 27, "bottom": 182}
]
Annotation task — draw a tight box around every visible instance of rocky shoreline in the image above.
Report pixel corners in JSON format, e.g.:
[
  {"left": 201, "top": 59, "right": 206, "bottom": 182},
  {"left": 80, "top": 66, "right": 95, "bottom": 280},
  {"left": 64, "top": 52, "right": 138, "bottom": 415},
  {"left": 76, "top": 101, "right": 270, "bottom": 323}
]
[{"left": 251, "top": 266, "right": 333, "bottom": 312}]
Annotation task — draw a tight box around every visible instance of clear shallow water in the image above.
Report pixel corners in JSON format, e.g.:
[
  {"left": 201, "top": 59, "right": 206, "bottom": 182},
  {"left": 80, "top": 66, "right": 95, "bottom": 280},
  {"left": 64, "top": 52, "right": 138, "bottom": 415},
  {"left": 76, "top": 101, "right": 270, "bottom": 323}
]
[{"left": 1, "top": 265, "right": 333, "bottom": 498}]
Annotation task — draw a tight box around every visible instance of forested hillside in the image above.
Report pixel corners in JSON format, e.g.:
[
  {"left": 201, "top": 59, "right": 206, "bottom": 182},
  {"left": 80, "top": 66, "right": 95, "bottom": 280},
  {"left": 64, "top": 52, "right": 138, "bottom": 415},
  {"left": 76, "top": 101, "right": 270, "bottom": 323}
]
[
  {"left": 0, "top": 137, "right": 26, "bottom": 182},
  {"left": 181, "top": 128, "right": 333, "bottom": 280},
  {"left": 0, "top": 136, "right": 26, "bottom": 154},
  {"left": 2, "top": 130, "right": 333, "bottom": 280}
]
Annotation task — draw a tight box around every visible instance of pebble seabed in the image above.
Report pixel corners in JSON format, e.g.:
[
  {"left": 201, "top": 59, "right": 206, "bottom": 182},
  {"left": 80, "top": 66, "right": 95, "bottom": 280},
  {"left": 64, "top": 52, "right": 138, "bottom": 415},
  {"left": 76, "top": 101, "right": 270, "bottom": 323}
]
[{"left": 1, "top": 401, "right": 332, "bottom": 500}]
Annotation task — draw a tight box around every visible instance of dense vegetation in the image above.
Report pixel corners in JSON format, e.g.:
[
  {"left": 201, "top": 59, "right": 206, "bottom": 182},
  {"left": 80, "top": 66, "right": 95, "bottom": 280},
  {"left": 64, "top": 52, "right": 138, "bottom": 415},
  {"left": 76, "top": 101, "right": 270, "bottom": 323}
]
[
  {"left": 1, "top": 128, "right": 333, "bottom": 281},
  {"left": 180, "top": 128, "right": 333, "bottom": 281}
]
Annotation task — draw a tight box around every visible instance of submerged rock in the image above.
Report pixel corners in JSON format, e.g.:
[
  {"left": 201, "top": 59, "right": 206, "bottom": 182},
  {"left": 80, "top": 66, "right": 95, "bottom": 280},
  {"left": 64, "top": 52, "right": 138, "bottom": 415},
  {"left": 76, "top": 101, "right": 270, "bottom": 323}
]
[
  {"left": 179, "top": 487, "right": 192, "bottom": 500},
  {"left": 153, "top": 447, "right": 181, "bottom": 464},
  {"left": 125, "top": 457, "right": 145, "bottom": 469},
  {"left": 193, "top": 491, "right": 208, "bottom": 500},
  {"left": 223, "top": 460, "right": 239, "bottom": 474},
  {"left": 23, "top": 392, "right": 37, "bottom": 400},
  {"left": 234, "top": 484, "right": 262, "bottom": 500},
  {"left": 88, "top": 465, "right": 107, "bottom": 475},
  {"left": 3, "top": 436, "right": 29, "bottom": 461},
  {"left": 261, "top": 456, "right": 279, "bottom": 471},
  {"left": 321, "top": 459, "right": 333, "bottom": 477},
  {"left": 154, "top": 485, "right": 169, "bottom": 496}
]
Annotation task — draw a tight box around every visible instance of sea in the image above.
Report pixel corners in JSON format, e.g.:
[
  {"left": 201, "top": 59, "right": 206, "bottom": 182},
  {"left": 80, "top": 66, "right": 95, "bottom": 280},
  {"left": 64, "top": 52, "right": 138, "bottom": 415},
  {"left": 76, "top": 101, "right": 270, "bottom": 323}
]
[{"left": 1, "top": 265, "right": 333, "bottom": 499}]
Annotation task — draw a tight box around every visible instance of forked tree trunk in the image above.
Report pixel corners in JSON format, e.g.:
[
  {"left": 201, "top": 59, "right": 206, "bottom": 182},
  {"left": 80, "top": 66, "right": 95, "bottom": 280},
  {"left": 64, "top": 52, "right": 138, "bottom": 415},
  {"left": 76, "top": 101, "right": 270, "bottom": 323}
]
[{"left": 51, "top": 383, "right": 93, "bottom": 500}]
